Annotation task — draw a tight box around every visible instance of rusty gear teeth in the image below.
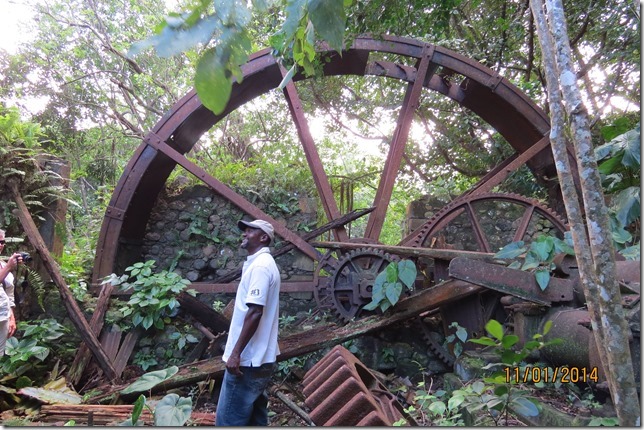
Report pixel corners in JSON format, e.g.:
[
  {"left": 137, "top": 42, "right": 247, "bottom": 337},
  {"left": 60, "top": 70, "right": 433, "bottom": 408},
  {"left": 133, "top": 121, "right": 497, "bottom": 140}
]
[
  {"left": 401, "top": 192, "right": 568, "bottom": 250},
  {"left": 416, "top": 318, "right": 455, "bottom": 368},
  {"left": 328, "top": 248, "right": 398, "bottom": 323}
]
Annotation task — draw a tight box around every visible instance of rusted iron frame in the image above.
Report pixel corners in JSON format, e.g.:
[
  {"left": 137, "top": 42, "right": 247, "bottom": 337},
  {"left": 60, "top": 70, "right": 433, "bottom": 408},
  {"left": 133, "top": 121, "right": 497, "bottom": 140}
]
[
  {"left": 144, "top": 133, "right": 322, "bottom": 261},
  {"left": 365, "top": 44, "right": 437, "bottom": 240},
  {"left": 448, "top": 257, "right": 574, "bottom": 305},
  {"left": 464, "top": 135, "right": 552, "bottom": 197},
  {"left": 309, "top": 240, "right": 497, "bottom": 262},
  {"left": 280, "top": 64, "right": 349, "bottom": 243},
  {"left": 512, "top": 205, "right": 537, "bottom": 242},
  {"left": 462, "top": 201, "right": 493, "bottom": 252},
  {"left": 110, "top": 280, "right": 316, "bottom": 295},
  {"left": 93, "top": 35, "right": 578, "bottom": 287}
]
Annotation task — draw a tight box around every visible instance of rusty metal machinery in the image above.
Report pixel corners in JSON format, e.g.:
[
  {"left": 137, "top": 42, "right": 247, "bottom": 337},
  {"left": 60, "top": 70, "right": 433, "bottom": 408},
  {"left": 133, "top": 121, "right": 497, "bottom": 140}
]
[
  {"left": 302, "top": 344, "right": 412, "bottom": 426},
  {"left": 92, "top": 35, "right": 577, "bottom": 288},
  {"left": 91, "top": 34, "right": 640, "bottom": 390},
  {"left": 326, "top": 248, "right": 398, "bottom": 322}
]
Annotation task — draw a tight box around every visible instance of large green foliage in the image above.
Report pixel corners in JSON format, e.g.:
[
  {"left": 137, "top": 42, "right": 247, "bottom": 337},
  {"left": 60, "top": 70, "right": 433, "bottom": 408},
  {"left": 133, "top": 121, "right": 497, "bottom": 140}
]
[
  {"left": 129, "top": 0, "right": 351, "bottom": 114},
  {"left": 0, "top": 106, "right": 68, "bottom": 230},
  {"left": 594, "top": 122, "right": 640, "bottom": 259},
  {"left": 103, "top": 260, "right": 197, "bottom": 330}
]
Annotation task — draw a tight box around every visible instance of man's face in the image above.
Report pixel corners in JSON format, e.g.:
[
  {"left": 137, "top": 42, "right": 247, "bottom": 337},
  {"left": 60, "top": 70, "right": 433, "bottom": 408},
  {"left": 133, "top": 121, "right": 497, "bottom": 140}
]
[{"left": 240, "top": 227, "right": 265, "bottom": 250}]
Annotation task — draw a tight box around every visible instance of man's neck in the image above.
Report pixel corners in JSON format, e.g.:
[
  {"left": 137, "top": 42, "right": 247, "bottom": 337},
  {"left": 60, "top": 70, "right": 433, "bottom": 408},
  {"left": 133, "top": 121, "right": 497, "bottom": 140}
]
[{"left": 246, "top": 245, "right": 265, "bottom": 256}]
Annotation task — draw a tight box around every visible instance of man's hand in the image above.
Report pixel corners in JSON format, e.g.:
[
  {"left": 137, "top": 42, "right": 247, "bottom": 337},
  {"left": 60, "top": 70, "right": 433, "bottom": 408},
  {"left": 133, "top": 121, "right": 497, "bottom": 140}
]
[
  {"left": 8, "top": 310, "right": 16, "bottom": 337},
  {"left": 225, "top": 304, "right": 264, "bottom": 377},
  {"left": 226, "top": 351, "right": 243, "bottom": 376}
]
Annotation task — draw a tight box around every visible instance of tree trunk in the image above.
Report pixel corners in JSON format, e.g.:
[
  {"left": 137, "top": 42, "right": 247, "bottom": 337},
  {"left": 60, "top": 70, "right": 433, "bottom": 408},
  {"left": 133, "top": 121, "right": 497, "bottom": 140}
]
[
  {"left": 530, "top": 0, "right": 640, "bottom": 425},
  {"left": 9, "top": 181, "right": 119, "bottom": 383}
]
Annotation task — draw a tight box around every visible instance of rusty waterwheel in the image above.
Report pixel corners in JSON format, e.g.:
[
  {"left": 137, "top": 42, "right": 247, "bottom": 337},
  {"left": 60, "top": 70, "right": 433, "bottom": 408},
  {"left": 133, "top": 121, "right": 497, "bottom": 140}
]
[{"left": 92, "top": 36, "right": 577, "bottom": 305}]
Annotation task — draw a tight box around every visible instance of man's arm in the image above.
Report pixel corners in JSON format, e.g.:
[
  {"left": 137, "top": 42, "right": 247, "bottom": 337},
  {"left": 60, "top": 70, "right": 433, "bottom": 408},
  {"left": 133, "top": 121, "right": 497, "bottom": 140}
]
[
  {"left": 0, "top": 257, "right": 17, "bottom": 336},
  {"left": 226, "top": 303, "right": 264, "bottom": 376}
]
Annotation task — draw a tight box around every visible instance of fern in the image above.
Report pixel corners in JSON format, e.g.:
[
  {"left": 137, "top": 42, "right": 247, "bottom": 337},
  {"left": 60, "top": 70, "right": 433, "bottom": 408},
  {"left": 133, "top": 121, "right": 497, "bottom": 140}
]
[{"left": 22, "top": 268, "right": 47, "bottom": 312}]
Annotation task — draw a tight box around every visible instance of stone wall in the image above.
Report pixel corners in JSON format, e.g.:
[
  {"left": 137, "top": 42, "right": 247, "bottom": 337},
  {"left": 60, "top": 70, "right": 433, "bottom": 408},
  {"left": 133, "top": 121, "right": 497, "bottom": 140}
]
[{"left": 141, "top": 185, "right": 317, "bottom": 283}]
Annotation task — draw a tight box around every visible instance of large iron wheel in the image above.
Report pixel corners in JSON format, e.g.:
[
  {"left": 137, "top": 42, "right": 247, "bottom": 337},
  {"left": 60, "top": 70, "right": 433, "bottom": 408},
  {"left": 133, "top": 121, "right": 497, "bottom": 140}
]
[{"left": 93, "top": 36, "right": 575, "bottom": 299}]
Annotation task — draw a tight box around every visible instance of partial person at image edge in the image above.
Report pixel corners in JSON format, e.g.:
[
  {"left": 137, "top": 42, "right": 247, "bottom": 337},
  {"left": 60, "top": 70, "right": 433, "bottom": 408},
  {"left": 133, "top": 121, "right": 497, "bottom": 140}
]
[{"left": 0, "top": 229, "right": 26, "bottom": 356}]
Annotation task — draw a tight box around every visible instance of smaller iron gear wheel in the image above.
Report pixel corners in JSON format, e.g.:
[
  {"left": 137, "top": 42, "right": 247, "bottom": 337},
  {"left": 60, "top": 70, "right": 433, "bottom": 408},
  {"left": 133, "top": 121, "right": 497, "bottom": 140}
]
[
  {"left": 416, "top": 318, "right": 455, "bottom": 367},
  {"left": 401, "top": 192, "right": 568, "bottom": 252},
  {"left": 328, "top": 248, "right": 398, "bottom": 322}
]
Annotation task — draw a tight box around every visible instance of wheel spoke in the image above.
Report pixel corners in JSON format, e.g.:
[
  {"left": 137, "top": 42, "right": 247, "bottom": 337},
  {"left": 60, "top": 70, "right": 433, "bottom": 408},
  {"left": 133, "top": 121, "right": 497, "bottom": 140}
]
[
  {"left": 146, "top": 133, "right": 322, "bottom": 261},
  {"left": 513, "top": 205, "right": 536, "bottom": 242},
  {"left": 365, "top": 46, "right": 437, "bottom": 241},
  {"left": 464, "top": 202, "right": 492, "bottom": 252},
  {"left": 280, "top": 65, "right": 348, "bottom": 242}
]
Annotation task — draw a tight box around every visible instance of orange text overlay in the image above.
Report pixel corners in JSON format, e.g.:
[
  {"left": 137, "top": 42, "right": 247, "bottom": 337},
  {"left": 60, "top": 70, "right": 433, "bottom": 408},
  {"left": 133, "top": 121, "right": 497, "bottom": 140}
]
[{"left": 504, "top": 366, "right": 599, "bottom": 384}]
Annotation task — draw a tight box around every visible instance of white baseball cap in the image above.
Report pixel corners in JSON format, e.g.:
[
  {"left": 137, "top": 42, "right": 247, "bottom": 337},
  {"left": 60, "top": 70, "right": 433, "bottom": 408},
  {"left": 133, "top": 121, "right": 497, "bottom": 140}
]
[{"left": 237, "top": 219, "right": 275, "bottom": 241}]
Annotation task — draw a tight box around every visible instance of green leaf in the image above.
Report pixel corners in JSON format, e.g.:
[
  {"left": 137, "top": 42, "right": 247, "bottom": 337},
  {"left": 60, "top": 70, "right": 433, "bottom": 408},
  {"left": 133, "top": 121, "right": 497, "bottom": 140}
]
[
  {"left": 385, "top": 281, "right": 403, "bottom": 305},
  {"left": 15, "top": 376, "right": 32, "bottom": 389},
  {"left": 455, "top": 326, "right": 468, "bottom": 343},
  {"left": 397, "top": 260, "right": 417, "bottom": 289},
  {"left": 277, "top": 64, "right": 297, "bottom": 90},
  {"left": 501, "top": 349, "right": 524, "bottom": 365},
  {"left": 195, "top": 47, "right": 232, "bottom": 115},
  {"left": 494, "top": 384, "right": 509, "bottom": 396},
  {"left": 372, "top": 271, "right": 386, "bottom": 300},
  {"left": 385, "top": 262, "right": 398, "bottom": 283},
  {"left": 308, "top": 0, "right": 346, "bottom": 52},
  {"left": 471, "top": 380, "right": 485, "bottom": 394},
  {"left": 494, "top": 241, "right": 526, "bottom": 259},
  {"left": 154, "top": 393, "right": 193, "bottom": 426},
  {"left": 542, "top": 320, "right": 553, "bottom": 335},
  {"left": 535, "top": 269, "right": 550, "bottom": 291},
  {"left": 511, "top": 397, "right": 539, "bottom": 417},
  {"left": 502, "top": 334, "right": 519, "bottom": 349},
  {"left": 613, "top": 186, "right": 640, "bottom": 227},
  {"left": 362, "top": 299, "right": 380, "bottom": 311},
  {"left": 121, "top": 366, "right": 179, "bottom": 395},
  {"left": 131, "top": 394, "right": 146, "bottom": 425},
  {"left": 523, "top": 340, "right": 540, "bottom": 350},
  {"left": 531, "top": 236, "right": 554, "bottom": 261},
  {"left": 379, "top": 300, "right": 392, "bottom": 313},
  {"left": 142, "top": 315, "right": 154, "bottom": 330},
  {"left": 552, "top": 238, "right": 575, "bottom": 256},
  {"left": 485, "top": 319, "right": 504, "bottom": 341},
  {"left": 447, "top": 394, "right": 464, "bottom": 411},
  {"left": 469, "top": 337, "right": 497, "bottom": 347},
  {"left": 622, "top": 128, "right": 641, "bottom": 168},
  {"left": 521, "top": 253, "right": 540, "bottom": 271},
  {"left": 428, "top": 400, "right": 446, "bottom": 416}
]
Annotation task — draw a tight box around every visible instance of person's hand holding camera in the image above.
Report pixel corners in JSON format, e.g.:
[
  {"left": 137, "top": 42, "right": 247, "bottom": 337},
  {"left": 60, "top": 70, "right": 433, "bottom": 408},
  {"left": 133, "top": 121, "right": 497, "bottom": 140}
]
[{"left": 6, "top": 253, "right": 24, "bottom": 271}]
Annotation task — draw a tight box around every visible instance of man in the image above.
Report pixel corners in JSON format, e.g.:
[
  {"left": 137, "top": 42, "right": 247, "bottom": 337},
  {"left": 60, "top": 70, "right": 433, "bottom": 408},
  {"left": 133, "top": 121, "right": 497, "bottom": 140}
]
[
  {"left": 0, "top": 229, "right": 24, "bottom": 356},
  {"left": 216, "top": 219, "right": 281, "bottom": 426}
]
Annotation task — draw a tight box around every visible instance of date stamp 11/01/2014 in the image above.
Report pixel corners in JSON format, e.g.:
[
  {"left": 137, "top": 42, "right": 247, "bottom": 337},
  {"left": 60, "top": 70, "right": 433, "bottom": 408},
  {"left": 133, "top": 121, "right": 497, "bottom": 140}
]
[{"left": 505, "top": 366, "right": 599, "bottom": 384}]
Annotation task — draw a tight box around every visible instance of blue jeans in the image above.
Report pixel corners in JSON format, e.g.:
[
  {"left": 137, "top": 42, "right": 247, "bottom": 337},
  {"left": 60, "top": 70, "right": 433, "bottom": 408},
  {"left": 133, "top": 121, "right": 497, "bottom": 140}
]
[{"left": 216, "top": 362, "right": 276, "bottom": 426}]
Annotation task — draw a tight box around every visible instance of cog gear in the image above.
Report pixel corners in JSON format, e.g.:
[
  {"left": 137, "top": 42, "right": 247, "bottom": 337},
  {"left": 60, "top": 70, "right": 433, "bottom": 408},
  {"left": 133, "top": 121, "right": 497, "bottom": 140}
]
[
  {"left": 328, "top": 248, "right": 398, "bottom": 322},
  {"left": 401, "top": 192, "right": 568, "bottom": 252},
  {"left": 416, "top": 318, "right": 455, "bottom": 367}
]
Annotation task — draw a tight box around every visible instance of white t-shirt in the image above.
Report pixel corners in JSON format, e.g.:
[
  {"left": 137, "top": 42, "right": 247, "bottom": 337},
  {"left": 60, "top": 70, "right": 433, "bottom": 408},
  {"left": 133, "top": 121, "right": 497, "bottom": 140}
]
[
  {"left": 0, "top": 261, "right": 15, "bottom": 322},
  {"left": 223, "top": 247, "right": 280, "bottom": 366}
]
